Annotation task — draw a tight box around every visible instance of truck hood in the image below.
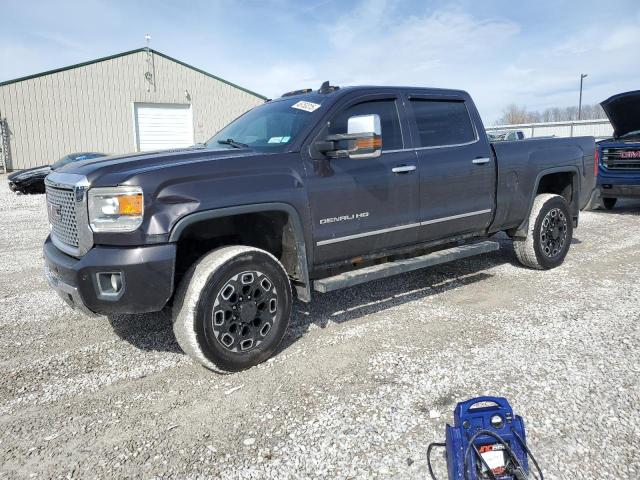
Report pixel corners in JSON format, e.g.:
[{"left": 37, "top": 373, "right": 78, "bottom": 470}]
[
  {"left": 601, "top": 90, "right": 640, "bottom": 138},
  {"left": 56, "top": 146, "right": 260, "bottom": 185}
]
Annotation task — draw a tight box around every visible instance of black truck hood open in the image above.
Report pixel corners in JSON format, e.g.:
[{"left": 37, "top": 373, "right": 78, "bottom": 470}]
[{"left": 601, "top": 90, "right": 640, "bottom": 138}]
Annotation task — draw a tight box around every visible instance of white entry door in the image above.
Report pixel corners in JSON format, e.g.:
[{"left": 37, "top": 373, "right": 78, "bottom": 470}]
[{"left": 134, "top": 103, "right": 194, "bottom": 151}]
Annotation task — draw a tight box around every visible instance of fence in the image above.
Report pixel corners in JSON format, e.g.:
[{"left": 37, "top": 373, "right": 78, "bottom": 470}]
[{"left": 486, "top": 119, "right": 613, "bottom": 140}]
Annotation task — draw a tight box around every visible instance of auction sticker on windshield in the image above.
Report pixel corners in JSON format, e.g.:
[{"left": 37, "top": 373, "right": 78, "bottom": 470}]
[{"left": 291, "top": 101, "right": 321, "bottom": 112}]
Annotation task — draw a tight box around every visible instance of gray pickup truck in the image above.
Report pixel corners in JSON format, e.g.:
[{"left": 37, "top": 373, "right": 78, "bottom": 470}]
[{"left": 43, "top": 83, "right": 596, "bottom": 372}]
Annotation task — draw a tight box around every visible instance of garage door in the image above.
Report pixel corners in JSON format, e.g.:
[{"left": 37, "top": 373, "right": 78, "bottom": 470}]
[{"left": 134, "top": 103, "right": 194, "bottom": 151}]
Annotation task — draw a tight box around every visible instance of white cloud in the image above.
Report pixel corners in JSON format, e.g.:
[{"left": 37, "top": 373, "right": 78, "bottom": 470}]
[
  {"left": 3, "top": 0, "right": 639, "bottom": 124},
  {"left": 230, "top": 1, "right": 640, "bottom": 124},
  {"left": 240, "top": 3, "right": 522, "bottom": 120}
]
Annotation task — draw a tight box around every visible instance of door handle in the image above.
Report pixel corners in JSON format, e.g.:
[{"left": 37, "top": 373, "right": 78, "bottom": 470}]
[
  {"left": 392, "top": 165, "right": 417, "bottom": 173},
  {"left": 472, "top": 157, "right": 491, "bottom": 165}
]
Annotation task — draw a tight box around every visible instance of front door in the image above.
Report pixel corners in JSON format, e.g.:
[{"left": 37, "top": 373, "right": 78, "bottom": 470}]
[
  {"left": 405, "top": 95, "right": 496, "bottom": 241},
  {"left": 305, "top": 95, "right": 420, "bottom": 265}
]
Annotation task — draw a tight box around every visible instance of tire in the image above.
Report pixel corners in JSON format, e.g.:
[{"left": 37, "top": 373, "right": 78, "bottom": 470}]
[
  {"left": 513, "top": 193, "right": 573, "bottom": 270},
  {"left": 602, "top": 197, "right": 617, "bottom": 210},
  {"left": 172, "top": 246, "right": 292, "bottom": 373}
]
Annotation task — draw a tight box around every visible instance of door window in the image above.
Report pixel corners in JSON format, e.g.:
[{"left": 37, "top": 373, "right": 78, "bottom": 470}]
[
  {"left": 328, "top": 99, "right": 404, "bottom": 151},
  {"left": 409, "top": 100, "right": 476, "bottom": 148}
]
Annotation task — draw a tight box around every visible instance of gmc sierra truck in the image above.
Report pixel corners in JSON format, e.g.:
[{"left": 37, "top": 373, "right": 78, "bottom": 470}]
[
  {"left": 43, "top": 83, "right": 596, "bottom": 372},
  {"left": 594, "top": 90, "right": 640, "bottom": 210}
]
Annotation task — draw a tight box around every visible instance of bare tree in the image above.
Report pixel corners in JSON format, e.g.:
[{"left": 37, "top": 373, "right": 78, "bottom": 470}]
[
  {"left": 497, "top": 103, "right": 607, "bottom": 124},
  {"left": 497, "top": 104, "right": 536, "bottom": 125}
]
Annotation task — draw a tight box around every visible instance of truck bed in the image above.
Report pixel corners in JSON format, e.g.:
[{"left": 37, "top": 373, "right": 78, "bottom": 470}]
[{"left": 489, "top": 136, "right": 596, "bottom": 234}]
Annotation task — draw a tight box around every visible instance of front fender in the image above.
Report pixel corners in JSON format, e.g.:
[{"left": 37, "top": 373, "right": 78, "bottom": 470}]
[{"left": 168, "top": 202, "right": 311, "bottom": 302}]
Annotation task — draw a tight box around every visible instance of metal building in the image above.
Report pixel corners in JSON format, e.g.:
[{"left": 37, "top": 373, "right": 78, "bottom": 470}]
[{"left": 0, "top": 48, "right": 265, "bottom": 171}]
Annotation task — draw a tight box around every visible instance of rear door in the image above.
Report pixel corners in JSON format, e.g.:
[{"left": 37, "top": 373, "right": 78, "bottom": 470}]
[
  {"left": 405, "top": 94, "right": 495, "bottom": 241},
  {"left": 304, "top": 93, "right": 420, "bottom": 265}
]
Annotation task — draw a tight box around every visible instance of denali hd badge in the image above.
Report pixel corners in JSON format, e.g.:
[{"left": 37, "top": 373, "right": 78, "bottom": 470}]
[{"left": 320, "top": 212, "right": 369, "bottom": 224}]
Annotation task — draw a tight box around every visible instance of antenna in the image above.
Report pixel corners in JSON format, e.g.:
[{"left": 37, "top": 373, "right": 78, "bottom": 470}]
[{"left": 144, "top": 33, "right": 155, "bottom": 92}]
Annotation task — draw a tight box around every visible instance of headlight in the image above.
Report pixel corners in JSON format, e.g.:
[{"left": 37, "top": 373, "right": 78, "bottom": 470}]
[{"left": 88, "top": 186, "right": 143, "bottom": 232}]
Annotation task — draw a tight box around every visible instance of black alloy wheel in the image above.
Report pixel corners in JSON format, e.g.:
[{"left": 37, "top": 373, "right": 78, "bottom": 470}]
[
  {"left": 209, "top": 270, "right": 278, "bottom": 353},
  {"left": 539, "top": 207, "right": 568, "bottom": 258}
]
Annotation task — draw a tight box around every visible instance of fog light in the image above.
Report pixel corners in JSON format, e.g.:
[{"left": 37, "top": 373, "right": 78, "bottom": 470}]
[
  {"left": 97, "top": 272, "right": 123, "bottom": 297},
  {"left": 110, "top": 273, "right": 122, "bottom": 292}
]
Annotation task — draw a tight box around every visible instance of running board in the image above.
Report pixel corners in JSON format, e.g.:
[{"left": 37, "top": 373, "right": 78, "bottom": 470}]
[{"left": 313, "top": 241, "right": 500, "bottom": 293}]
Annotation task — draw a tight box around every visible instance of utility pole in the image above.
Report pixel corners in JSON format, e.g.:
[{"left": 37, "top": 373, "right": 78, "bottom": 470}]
[{"left": 578, "top": 73, "right": 588, "bottom": 120}]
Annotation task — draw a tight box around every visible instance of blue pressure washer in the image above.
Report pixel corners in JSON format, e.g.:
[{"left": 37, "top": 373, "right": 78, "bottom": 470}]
[{"left": 427, "top": 397, "right": 543, "bottom": 480}]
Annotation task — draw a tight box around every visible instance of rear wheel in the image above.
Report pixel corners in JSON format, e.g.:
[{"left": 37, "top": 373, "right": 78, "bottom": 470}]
[
  {"left": 172, "top": 246, "right": 292, "bottom": 373},
  {"left": 602, "top": 197, "right": 617, "bottom": 210},
  {"left": 513, "top": 194, "right": 573, "bottom": 270}
]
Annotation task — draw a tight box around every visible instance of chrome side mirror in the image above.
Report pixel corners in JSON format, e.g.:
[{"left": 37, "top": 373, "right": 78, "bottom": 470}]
[
  {"left": 317, "top": 114, "right": 382, "bottom": 159},
  {"left": 346, "top": 114, "right": 382, "bottom": 159}
]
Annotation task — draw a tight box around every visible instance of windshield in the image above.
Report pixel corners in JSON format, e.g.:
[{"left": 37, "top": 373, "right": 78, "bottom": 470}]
[{"left": 205, "top": 98, "right": 324, "bottom": 152}]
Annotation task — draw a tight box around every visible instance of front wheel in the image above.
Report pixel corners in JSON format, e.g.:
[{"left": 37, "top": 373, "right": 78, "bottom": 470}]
[
  {"left": 513, "top": 193, "right": 573, "bottom": 270},
  {"left": 172, "top": 246, "right": 292, "bottom": 373}
]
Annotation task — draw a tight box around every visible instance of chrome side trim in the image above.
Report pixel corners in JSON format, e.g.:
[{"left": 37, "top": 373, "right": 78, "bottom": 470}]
[
  {"left": 413, "top": 137, "right": 480, "bottom": 151},
  {"left": 316, "top": 222, "right": 421, "bottom": 246},
  {"left": 420, "top": 209, "right": 492, "bottom": 226},
  {"left": 472, "top": 157, "right": 491, "bottom": 164},
  {"left": 377, "top": 140, "right": 481, "bottom": 154},
  {"left": 315, "top": 209, "right": 492, "bottom": 246}
]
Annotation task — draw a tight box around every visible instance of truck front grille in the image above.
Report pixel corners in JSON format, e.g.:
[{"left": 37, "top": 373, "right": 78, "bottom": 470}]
[
  {"left": 46, "top": 185, "right": 79, "bottom": 248},
  {"left": 602, "top": 148, "right": 640, "bottom": 170}
]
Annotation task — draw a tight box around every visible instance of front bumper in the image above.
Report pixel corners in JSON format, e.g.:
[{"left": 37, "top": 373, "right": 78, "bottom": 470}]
[
  {"left": 598, "top": 184, "right": 640, "bottom": 199},
  {"left": 43, "top": 236, "right": 176, "bottom": 316}
]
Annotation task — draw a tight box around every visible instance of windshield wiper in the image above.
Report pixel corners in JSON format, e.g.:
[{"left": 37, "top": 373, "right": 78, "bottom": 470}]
[{"left": 217, "top": 138, "right": 249, "bottom": 149}]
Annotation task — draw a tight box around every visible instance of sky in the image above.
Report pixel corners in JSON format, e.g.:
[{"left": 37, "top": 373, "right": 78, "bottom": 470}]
[{"left": 1, "top": 0, "right": 639, "bottom": 124}]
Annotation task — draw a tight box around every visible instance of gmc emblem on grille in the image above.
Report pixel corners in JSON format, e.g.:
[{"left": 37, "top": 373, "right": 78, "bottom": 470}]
[
  {"left": 47, "top": 201, "right": 62, "bottom": 220},
  {"left": 620, "top": 151, "right": 640, "bottom": 159}
]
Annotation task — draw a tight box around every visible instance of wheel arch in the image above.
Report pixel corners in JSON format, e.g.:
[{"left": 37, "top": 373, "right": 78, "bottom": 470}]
[
  {"left": 169, "top": 203, "right": 311, "bottom": 302},
  {"left": 512, "top": 167, "right": 580, "bottom": 238}
]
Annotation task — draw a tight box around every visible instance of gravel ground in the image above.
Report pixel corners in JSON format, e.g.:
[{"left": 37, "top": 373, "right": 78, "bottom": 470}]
[{"left": 0, "top": 175, "right": 639, "bottom": 479}]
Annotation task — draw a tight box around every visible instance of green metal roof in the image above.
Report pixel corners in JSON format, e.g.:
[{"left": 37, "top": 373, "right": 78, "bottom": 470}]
[{"left": 0, "top": 48, "right": 267, "bottom": 100}]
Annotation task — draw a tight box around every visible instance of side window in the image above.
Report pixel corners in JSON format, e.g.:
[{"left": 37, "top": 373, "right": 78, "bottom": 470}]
[
  {"left": 409, "top": 99, "right": 476, "bottom": 148},
  {"left": 328, "top": 99, "right": 403, "bottom": 151}
]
